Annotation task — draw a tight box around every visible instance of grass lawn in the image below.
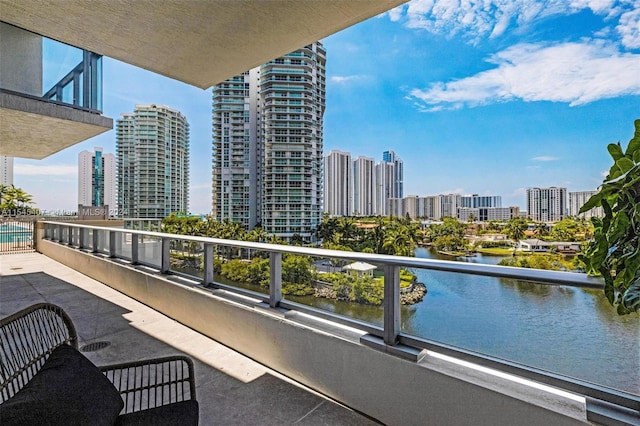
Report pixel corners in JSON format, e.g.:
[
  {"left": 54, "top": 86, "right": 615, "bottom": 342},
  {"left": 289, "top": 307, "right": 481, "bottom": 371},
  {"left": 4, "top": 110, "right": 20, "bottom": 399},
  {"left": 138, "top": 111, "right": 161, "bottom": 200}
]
[{"left": 476, "top": 247, "right": 527, "bottom": 256}]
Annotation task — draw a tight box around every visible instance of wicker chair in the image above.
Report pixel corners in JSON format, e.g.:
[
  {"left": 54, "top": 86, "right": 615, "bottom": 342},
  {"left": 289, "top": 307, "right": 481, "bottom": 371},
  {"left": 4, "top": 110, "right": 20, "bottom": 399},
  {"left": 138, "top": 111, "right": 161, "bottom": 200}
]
[{"left": 0, "top": 303, "right": 198, "bottom": 424}]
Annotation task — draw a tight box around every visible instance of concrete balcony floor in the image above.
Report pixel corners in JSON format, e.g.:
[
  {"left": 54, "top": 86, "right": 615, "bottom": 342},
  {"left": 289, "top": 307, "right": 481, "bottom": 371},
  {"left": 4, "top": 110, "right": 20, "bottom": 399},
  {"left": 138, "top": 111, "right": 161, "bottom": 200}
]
[{"left": 0, "top": 252, "right": 378, "bottom": 425}]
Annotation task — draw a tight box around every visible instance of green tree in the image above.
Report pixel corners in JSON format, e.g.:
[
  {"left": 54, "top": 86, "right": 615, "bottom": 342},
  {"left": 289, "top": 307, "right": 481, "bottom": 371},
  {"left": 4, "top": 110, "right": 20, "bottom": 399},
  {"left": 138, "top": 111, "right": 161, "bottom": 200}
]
[
  {"left": 0, "top": 185, "right": 36, "bottom": 212},
  {"left": 580, "top": 119, "right": 640, "bottom": 314},
  {"left": 504, "top": 217, "right": 528, "bottom": 255},
  {"left": 550, "top": 218, "right": 580, "bottom": 241},
  {"left": 532, "top": 222, "right": 549, "bottom": 239}
]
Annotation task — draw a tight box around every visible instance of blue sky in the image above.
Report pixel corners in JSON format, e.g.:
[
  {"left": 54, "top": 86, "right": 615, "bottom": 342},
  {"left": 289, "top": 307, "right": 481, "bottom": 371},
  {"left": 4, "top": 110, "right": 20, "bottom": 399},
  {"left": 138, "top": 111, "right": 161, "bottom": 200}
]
[{"left": 14, "top": 0, "right": 640, "bottom": 214}]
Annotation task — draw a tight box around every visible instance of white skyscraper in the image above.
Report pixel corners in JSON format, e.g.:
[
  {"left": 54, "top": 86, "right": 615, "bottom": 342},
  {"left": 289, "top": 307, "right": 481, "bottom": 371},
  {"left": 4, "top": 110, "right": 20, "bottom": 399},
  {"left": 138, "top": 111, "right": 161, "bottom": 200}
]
[
  {"left": 439, "top": 194, "right": 462, "bottom": 219},
  {"left": 374, "top": 161, "right": 395, "bottom": 216},
  {"left": 383, "top": 150, "right": 403, "bottom": 198},
  {"left": 324, "top": 150, "right": 352, "bottom": 216},
  {"left": 568, "top": 190, "right": 603, "bottom": 219},
  {"left": 212, "top": 42, "right": 326, "bottom": 240},
  {"left": 527, "top": 187, "right": 567, "bottom": 222},
  {"left": 117, "top": 105, "right": 189, "bottom": 219},
  {"left": 0, "top": 156, "right": 14, "bottom": 186},
  {"left": 78, "top": 147, "right": 116, "bottom": 210},
  {"left": 352, "top": 156, "right": 376, "bottom": 216}
]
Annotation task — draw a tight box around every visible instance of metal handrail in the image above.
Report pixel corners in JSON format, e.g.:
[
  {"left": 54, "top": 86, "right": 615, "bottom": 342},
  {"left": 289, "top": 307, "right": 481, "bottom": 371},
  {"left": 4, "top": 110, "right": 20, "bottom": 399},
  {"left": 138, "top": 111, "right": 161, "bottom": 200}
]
[{"left": 40, "top": 221, "right": 639, "bottom": 423}]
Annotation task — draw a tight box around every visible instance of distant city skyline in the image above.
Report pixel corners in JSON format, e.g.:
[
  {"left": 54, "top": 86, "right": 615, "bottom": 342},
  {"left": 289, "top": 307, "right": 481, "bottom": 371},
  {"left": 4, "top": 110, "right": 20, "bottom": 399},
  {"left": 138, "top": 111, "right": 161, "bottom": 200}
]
[{"left": 10, "top": 0, "right": 640, "bottom": 214}]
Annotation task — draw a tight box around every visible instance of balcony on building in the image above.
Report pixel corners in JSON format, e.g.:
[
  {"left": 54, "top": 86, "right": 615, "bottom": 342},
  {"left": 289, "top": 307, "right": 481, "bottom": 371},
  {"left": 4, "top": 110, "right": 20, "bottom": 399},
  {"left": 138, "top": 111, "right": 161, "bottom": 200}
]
[{"left": 0, "top": 23, "right": 112, "bottom": 159}]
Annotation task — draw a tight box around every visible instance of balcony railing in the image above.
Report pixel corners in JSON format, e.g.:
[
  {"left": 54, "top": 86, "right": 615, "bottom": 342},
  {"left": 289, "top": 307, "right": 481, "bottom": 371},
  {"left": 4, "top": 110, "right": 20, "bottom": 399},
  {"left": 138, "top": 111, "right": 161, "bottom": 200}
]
[{"left": 40, "top": 221, "right": 639, "bottom": 425}]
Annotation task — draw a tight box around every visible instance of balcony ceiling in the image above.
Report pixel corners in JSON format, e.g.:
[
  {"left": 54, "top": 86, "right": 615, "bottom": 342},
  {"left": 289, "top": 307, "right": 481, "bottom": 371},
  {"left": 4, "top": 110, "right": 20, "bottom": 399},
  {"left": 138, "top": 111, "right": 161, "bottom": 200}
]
[{"left": 0, "top": 0, "right": 406, "bottom": 89}]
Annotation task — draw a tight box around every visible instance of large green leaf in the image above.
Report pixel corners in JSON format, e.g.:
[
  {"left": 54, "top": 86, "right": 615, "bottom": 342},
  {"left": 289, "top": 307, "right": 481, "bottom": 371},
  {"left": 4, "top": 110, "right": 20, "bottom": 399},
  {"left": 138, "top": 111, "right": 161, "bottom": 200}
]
[
  {"left": 608, "top": 142, "right": 624, "bottom": 161},
  {"left": 624, "top": 120, "right": 640, "bottom": 156},
  {"left": 622, "top": 278, "right": 640, "bottom": 311}
]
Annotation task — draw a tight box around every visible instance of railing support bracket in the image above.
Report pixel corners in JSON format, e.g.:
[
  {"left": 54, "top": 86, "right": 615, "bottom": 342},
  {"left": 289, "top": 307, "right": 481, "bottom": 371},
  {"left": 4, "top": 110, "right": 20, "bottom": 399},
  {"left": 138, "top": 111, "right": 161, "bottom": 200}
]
[{"left": 360, "top": 334, "right": 427, "bottom": 363}]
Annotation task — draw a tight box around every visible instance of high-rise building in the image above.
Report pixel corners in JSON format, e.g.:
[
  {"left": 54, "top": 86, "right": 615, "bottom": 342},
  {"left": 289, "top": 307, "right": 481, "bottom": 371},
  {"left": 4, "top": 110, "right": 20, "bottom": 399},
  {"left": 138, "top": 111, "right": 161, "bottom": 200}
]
[
  {"left": 440, "top": 193, "right": 462, "bottom": 219},
  {"left": 352, "top": 156, "right": 376, "bottom": 216},
  {"left": 374, "top": 161, "right": 395, "bottom": 216},
  {"left": 527, "top": 187, "right": 566, "bottom": 222},
  {"left": 324, "top": 150, "right": 352, "bottom": 217},
  {"left": 117, "top": 105, "right": 189, "bottom": 219},
  {"left": 212, "top": 42, "right": 326, "bottom": 240},
  {"left": 212, "top": 70, "right": 260, "bottom": 229},
  {"left": 0, "top": 156, "right": 14, "bottom": 186},
  {"left": 78, "top": 147, "right": 116, "bottom": 210},
  {"left": 568, "top": 190, "right": 603, "bottom": 219},
  {"left": 382, "top": 150, "right": 403, "bottom": 198},
  {"left": 461, "top": 194, "right": 502, "bottom": 208}
]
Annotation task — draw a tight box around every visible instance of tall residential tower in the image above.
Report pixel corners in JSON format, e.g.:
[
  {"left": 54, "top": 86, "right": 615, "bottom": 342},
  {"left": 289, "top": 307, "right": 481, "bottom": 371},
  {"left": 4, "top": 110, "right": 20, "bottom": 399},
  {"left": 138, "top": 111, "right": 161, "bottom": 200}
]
[
  {"left": 117, "top": 105, "right": 189, "bottom": 219},
  {"left": 526, "top": 187, "right": 566, "bottom": 222},
  {"left": 212, "top": 42, "right": 326, "bottom": 241},
  {"left": 78, "top": 147, "right": 116, "bottom": 209},
  {"left": 324, "top": 150, "right": 352, "bottom": 216}
]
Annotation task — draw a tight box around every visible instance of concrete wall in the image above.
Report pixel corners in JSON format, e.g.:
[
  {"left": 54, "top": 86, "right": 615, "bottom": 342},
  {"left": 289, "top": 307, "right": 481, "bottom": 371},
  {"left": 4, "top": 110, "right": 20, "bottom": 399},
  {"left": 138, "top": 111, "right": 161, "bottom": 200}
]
[
  {"left": 0, "top": 22, "right": 42, "bottom": 95},
  {"left": 38, "top": 239, "right": 586, "bottom": 426}
]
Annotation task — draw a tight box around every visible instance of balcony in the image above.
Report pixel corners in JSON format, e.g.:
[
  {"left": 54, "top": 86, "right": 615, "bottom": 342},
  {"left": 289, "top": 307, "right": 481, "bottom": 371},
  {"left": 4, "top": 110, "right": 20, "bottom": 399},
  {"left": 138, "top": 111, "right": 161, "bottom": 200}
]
[
  {"left": 0, "top": 253, "right": 375, "bottom": 425},
  {"left": 3, "top": 221, "right": 636, "bottom": 425},
  {"left": 0, "top": 23, "right": 112, "bottom": 159}
]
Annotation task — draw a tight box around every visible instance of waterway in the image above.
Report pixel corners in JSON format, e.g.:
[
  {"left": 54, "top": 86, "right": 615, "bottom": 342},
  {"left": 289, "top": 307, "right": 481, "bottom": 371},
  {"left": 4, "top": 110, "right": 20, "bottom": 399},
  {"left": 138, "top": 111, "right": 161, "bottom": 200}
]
[{"left": 284, "top": 248, "right": 640, "bottom": 395}]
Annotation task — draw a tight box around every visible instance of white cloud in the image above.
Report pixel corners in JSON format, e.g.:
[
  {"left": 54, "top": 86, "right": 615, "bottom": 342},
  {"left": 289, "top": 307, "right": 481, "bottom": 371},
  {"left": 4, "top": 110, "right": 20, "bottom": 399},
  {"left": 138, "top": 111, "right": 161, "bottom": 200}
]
[
  {"left": 386, "top": 5, "right": 405, "bottom": 22},
  {"left": 398, "top": 0, "right": 626, "bottom": 41},
  {"left": 408, "top": 40, "right": 640, "bottom": 111},
  {"left": 330, "top": 75, "right": 369, "bottom": 84},
  {"left": 532, "top": 156, "right": 560, "bottom": 161},
  {"left": 526, "top": 165, "right": 542, "bottom": 169},
  {"left": 442, "top": 187, "right": 465, "bottom": 194},
  {"left": 617, "top": 2, "right": 640, "bottom": 48},
  {"left": 15, "top": 164, "right": 76, "bottom": 176}
]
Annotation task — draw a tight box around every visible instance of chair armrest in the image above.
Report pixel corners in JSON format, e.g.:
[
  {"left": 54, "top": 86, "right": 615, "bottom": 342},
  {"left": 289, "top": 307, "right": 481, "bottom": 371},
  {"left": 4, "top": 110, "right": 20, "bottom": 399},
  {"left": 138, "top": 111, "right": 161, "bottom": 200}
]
[{"left": 99, "top": 355, "right": 196, "bottom": 414}]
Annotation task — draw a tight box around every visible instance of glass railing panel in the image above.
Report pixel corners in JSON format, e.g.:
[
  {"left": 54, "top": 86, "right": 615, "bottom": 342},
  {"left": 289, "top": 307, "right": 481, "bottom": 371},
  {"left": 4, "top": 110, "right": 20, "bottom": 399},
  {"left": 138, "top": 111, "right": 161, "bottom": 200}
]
[
  {"left": 401, "top": 247, "right": 640, "bottom": 396},
  {"left": 282, "top": 255, "right": 384, "bottom": 327},
  {"left": 0, "top": 23, "right": 103, "bottom": 112},
  {"left": 115, "top": 232, "right": 132, "bottom": 259},
  {"left": 170, "top": 239, "right": 204, "bottom": 279},
  {"left": 206, "top": 245, "right": 269, "bottom": 297},
  {"left": 95, "top": 229, "right": 109, "bottom": 254},
  {"left": 137, "top": 234, "right": 162, "bottom": 268}
]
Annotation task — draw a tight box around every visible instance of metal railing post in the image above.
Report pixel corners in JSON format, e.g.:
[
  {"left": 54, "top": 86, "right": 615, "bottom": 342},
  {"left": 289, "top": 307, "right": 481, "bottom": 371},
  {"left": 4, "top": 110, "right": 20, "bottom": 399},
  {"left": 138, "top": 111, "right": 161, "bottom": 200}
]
[
  {"left": 109, "top": 231, "right": 117, "bottom": 258},
  {"left": 203, "top": 243, "right": 213, "bottom": 285},
  {"left": 67, "top": 225, "right": 73, "bottom": 245},
  {"left": 92, "top": 229, "right": 99, "bottom": 253},
  {"left": 161, "top": 237, "right": 171, "bottom": 273},
  {"left": 131, "top": 234, "right": 139, "bottom": 264},
  {"left": 269, "top": 252, "right": 282, "bottom": 308},
  {"left": 78, "top": 228, "right": 85, "bottom": 249},
  {"left": 383, "top": 264, "right": 401, "bottom": 346}
]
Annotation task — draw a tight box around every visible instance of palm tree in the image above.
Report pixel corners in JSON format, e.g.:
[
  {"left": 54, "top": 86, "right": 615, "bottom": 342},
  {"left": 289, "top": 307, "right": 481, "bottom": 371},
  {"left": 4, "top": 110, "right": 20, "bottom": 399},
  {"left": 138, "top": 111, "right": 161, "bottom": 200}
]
[
  {"left": 532, "top": 222, "right": 549, "bottom": 239},
  {"left": 505, "top": 217, "right": 528, "bottom": 255}
]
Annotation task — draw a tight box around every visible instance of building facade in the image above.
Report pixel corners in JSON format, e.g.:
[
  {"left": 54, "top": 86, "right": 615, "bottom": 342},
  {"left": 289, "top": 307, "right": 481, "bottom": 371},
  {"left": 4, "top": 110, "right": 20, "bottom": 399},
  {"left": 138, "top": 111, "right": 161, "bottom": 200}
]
[
  {"left": 382, "top": 150, "right": 403, "bottom": 199},
  {"left": 461, "top": 194, "right": 502, "bottom": 209},
  {"left": 78, "top": 147, "right": 116, "bottom": 210},
  {"left": 457, "top": 206, "right": 520, "bottom": 222},
  {"left": 0, "top": 156, "right": 13, "bottom": 186},
  {"left": 352, "top": 156, "right": 376, "bottom": 216},
  {"left": 117, "top": 104, "right": 189, "bottom": 219},
  {"left": 324, "top": 150, "right": 352, "bottom": 216},
  {"left": 212, "top": 42, "right": 326, "bottom": 240},
  {"left": 568, "top": 190, "right": 603, "bottom": 219},
  {"left": 526, "top": 187, "right": 566, "bottom": 222},
  {"left": 374, "top": 161, "right": 395, "bottom": 216},
  {"left": 211, "top": 69, "right": 261, "bottom": 229}
]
